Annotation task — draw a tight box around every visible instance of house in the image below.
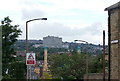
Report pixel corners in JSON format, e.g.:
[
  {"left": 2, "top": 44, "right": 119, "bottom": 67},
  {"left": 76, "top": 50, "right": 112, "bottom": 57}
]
[{"left": 105, "top": 1, "right": 120, "bottom": 80}]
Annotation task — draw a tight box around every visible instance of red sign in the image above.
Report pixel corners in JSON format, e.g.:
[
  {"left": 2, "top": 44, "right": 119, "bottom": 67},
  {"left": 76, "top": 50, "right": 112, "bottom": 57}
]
[
  {"left": 27, "top": 60, "right": 35, "bottom": 64},
  {"left": 26, "top": 53, "right": 35, "bottom": 65}
]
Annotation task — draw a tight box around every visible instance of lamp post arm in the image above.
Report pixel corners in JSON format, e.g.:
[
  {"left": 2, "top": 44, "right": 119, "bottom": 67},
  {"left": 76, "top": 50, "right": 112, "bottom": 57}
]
[
  {"left": 74, "top": 40, "right": 88, "bottom": 44},
  {"left": 27, "top": 18, "right": 47, "bottom": 23}
]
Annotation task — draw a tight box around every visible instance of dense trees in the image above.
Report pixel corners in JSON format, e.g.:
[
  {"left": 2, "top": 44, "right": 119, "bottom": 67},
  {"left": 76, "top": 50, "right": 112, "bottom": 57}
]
[
  {"left": 1, "top": 17, "right": 23, "bottom": 79},
  {"left": 48, "top": 53, "right": 103, "bottom": 80},
  {"left": 2, "top": 16, "right": 22, "bottom": 63},
  {"left": 49, "top": 53, "right": 86, "bottom": 79},
  {"left": 3, "top": 62, "right": 26, "bottom": 79}
]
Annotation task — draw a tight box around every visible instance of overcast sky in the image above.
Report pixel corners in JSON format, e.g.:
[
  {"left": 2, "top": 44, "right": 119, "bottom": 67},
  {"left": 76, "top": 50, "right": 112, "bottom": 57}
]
[{"left": 0, "top": 0, "right": 119, "bottom": 44}]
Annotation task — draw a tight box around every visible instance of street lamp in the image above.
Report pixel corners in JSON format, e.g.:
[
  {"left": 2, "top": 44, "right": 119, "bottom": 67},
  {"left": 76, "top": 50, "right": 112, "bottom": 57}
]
[
  {"left": 26, "top": 18, "right": 47, "bottom": 80},
  {"left": 74, "top": 40, "right": 89, "bottom": 74},
  {"left": 26, "top": 18, "right": 47, "bottom": 52},
  {"left": 74, "top": 40, "right": 88, "bottom": 54}
]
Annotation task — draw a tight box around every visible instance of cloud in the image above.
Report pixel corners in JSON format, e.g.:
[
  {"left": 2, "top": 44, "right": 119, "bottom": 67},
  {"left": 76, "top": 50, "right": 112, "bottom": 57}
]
[
  {"left": 21, "top": 8, "right": 45, "bottom": 20},
  {"left": 19, "top": 21, "right": 103, "bottom": 44},
  {"left": 83, "top": 22, "right": 103, "bottom": 35},
  {"left": 2, "top": 0, "right": 119, "bottom": 44}
]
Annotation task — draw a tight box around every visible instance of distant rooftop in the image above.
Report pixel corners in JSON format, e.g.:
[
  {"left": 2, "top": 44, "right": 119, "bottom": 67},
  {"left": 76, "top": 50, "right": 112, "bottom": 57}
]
[{"left": 105, "top": 1, "right": 120, "bottom": 11}]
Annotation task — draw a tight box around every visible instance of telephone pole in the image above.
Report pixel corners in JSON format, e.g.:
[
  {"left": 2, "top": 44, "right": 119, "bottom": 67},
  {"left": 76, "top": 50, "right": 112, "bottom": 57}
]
[{"left": 103, "top": 30, "right": 105, "bottom": 81}]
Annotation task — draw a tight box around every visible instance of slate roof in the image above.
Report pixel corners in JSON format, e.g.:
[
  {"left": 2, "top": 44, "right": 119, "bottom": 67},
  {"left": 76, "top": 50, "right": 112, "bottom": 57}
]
[{"left": 105, "top": 1, "right": 120, "bottom": 11}]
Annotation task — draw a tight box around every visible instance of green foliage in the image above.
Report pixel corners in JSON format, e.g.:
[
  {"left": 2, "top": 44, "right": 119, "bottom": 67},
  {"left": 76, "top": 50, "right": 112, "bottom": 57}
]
[
  {"left": 88, "top": 55, "right": 103, "bottom": 73},
  {"left": 49, "top": 53, "right": 87, "bottom": 79},
  {"left": 14, "top": 41, "right": 26, "bottom": 51},
  {"left": 2, "top": 16, "right": 22, "bottom": 63},
  {"left": 1, "top": 16, "right": 22, "bottom": 79},
  {"left": 40, "top": 72, "right": 52, "bottom": 79},
  {"left": 2, "top": 62, "right": 26, "bottom": 79},
  {"left": 49, "top": 53, "right": 103, "bottom": 79}
]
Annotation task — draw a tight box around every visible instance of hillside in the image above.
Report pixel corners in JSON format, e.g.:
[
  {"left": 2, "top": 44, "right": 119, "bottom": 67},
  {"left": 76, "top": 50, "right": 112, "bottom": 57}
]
[{"left": 14, "top": 40, "right": 104, "bottom": 55}]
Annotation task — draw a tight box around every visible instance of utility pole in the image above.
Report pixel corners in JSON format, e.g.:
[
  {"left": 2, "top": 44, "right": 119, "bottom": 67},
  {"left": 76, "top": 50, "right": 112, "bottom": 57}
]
[{"left": 103, "top": 30, "right": 105, "bottom": 81}]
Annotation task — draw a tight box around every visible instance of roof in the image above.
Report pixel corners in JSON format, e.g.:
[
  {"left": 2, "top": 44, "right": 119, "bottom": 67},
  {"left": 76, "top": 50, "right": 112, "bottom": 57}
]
[{"left": 105, "top": 1, "right": 120, "bottom": 11}]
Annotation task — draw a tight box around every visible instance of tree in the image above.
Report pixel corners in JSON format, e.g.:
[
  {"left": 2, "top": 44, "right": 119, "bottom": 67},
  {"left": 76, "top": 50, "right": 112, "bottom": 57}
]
[
  {"left": 48, "top": 53, "right": 103, "bottom": 80},
  {"left": 2, "top": 62, "right": 26, "bottom": 79},
  {"left": 1, "top": 17, "right": 22, "bottom": 78},
  {"left": 88, "top": 54, "right": 103, "bottom": 73},
  {"left": 48, "top": 53, "right": 87, "bottom": 80}
]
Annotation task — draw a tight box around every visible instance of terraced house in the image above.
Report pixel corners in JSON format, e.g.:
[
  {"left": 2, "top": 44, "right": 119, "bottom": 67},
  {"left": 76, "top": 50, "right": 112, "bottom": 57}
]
[{"left": 105, "top": 1, "right": 120, "bottom": 80}]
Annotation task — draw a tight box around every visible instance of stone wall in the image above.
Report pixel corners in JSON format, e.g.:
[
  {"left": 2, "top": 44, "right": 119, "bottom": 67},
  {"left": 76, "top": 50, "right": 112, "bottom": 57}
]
[
  {"left": 110, "top": 8, "right": 120, "bottom": 79},
  {"left": 84, "top": 73, "right": 108, "bottom": 80}
]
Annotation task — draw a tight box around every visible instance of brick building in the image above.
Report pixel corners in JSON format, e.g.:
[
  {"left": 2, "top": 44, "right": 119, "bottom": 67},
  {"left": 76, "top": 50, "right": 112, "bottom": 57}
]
[{"left": 105, "top": 1, "right": 120, "bottom": 80}]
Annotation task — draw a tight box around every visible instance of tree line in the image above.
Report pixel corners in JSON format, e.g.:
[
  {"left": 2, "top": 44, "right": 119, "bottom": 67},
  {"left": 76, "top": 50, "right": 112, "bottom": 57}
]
[{"left": 48, "top": 52, "right": 102, "bottom": 80}]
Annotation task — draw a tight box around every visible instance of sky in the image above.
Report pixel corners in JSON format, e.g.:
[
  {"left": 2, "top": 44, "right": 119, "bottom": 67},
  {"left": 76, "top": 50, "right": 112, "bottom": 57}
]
[{"left": 0, "top": 0, "right": 120, "bottom": 45}]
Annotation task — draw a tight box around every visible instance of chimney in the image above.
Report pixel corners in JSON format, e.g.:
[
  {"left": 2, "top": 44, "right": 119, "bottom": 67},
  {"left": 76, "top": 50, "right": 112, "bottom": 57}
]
[{"left": 43, "top": 47, "right": 48, "bottom": 72}]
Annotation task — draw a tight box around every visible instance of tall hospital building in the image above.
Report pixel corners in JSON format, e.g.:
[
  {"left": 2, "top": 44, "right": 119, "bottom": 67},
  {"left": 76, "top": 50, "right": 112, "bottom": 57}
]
[{"left": 43, "top": 36, "right": 62, "bottom": 48}]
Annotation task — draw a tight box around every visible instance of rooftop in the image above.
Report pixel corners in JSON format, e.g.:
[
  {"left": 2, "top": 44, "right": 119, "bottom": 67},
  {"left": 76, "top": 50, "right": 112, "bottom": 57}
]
[{"left": 105, "top": 1, "right": 120, "bottom": 11}]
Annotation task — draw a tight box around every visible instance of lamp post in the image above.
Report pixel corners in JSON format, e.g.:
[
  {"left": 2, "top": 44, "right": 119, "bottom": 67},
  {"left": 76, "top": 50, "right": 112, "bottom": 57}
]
[
  {"left": 26, "top": 18, "right": 47, "bottom": 52},
  {"left": 74, "top": 40, "right": 89, "bottom": 74},
  {"left": 26, "top": 18, "right": 47, "bottom": 80}
]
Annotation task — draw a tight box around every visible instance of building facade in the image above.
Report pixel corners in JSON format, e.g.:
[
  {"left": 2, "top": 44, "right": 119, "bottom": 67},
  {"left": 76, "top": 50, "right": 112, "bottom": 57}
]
[
  {"left": 43, "top": 36, "right": 62, "bottom": 48},
  {"left": 105, "top": 1, "right": 120, "bottom": 80}
]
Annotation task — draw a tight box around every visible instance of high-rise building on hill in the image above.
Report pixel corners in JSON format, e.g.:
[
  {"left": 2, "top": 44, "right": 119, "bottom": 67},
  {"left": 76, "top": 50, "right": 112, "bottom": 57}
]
[{"left": 43, "top": 36, "right": 62, "bottom": 48}]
